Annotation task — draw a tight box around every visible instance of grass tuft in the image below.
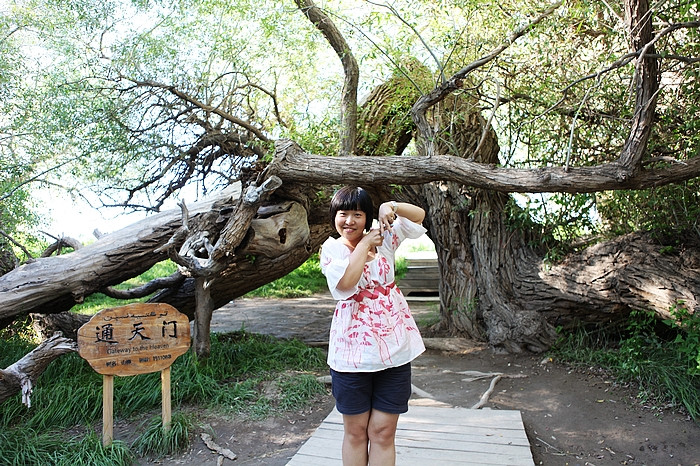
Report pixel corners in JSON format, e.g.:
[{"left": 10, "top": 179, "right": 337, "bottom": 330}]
[
  {"left": 131, "top": 413, "right": 193, "bottom": 458},
  {"left": 277, "top": 373, "right": 327, "bottom": 411},
  {"left": 0, "top": 427, "right": 133, "bottom": 466},
  {"left": 551, "top": 307, "right": 700, "bottom": 421}
]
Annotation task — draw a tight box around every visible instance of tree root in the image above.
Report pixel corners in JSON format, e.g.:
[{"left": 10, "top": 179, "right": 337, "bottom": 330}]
[{"left": 201, "top": 432, "right": 237, "bottom": 463}]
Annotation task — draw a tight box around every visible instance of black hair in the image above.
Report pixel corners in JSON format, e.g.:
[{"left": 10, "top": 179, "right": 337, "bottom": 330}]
[{"left": 329, "top": 186, "right": 374, "bottom": 232}]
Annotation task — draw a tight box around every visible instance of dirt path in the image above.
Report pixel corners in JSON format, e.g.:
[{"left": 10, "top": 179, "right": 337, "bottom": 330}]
[{"left": 140, "top": 295, "right": 699, "bottom": 466}]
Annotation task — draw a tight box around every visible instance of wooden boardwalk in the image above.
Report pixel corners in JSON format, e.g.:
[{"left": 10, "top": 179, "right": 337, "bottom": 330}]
[{"left": 287, "top": 404, "right": 534, "bottom": 465}]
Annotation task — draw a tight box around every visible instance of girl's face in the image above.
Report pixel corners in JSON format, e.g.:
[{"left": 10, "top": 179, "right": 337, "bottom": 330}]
[{"left": 335, "top": 209, "right": 367, "bottom": 247}]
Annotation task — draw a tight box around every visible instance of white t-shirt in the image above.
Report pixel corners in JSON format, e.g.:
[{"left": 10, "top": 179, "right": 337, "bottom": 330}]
[{"left": 320, "top": 216, "right": 427, "bottom": 372}]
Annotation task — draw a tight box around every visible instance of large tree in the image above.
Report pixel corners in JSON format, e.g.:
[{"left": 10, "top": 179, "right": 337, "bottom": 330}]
[{"left": 1, "top": 0, "right": 699, "bottom": 378}]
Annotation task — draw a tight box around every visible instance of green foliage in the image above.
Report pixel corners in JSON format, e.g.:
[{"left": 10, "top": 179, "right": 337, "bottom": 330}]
[
  {"left": 664, "top": 303, "right": 700, "bottom": 376},
  {"left": 131, "top": 413, "right": 193, "bottom": 458},
  {"left": 596, "top": 181, "right": 700, "bottom": 240},
  {"left": 551, "top": 307, "right": 700, "bottom": 421},
  {"left": 0, "top": 330, "right": 327, "bottom": 463},
  {"left": 72, "top": 260, "right": 179, "bottom": 314},
  {"left": 246, "top": 253, "right": 327, "bottom": 298},
  {"left": 504, "top": 194, "right": 598, "bottom": 263},
  {"left": 395, "top": 256, "right": 407, "bottom": 278}
]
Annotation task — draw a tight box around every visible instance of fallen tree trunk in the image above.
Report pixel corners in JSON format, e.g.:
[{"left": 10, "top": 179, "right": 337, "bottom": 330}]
[
  {"left": 0, "top": 333, "right": 77, "bottom": 406},
  {"left": 0, "top": 183, "right": 333, "bottom": 327},
  {"left": 538, "top": 232, "right": 700, "bottom": 324}
]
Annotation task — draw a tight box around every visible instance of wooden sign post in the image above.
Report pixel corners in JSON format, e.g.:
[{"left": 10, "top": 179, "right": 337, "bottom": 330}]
[{"left": 77, "top": 303, "right": 190, "bottom": 446}]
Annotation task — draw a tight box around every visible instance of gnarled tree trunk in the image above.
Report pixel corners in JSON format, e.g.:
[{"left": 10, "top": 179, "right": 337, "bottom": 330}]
[{"left": 404, "top": 94, "right": 558, "bottom": 352}]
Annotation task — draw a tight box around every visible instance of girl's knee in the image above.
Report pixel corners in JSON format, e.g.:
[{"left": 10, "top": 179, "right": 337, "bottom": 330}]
[
  {"left": 343, "top": 414, "right": 370, "bottom": 445},
  {"left": 367, "top": 421, "right": 397, "bottom": 446},
  {"left": 346, "top": 426, "right": 369, "bottom": 442}
]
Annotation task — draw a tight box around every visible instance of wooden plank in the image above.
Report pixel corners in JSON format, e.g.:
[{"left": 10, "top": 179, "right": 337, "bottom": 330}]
[
  {"left": 292, "top": 437, "right": 532, "bottom": 465},
  {"left": 102, "top": 374, "right": 114, "bottom": 446},
  {"left": 288, "top": 406, "right": 534, "bottom": 466},
  {"left": 324, "top": 406, "right": 528, "bottom": 431},
  {"left": 316, "top": 420, "right": 528, "bottom": 445},
  {"left": 161, "top": 366, "right": 171, "bottom": 432},
  {"left": 312, "top": 424, "right": 529, "bottom": 448}
]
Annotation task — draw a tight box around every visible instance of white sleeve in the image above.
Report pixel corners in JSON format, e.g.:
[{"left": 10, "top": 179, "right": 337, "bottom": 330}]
[
  {"left": 320, "top": 237, "right": 358, "bottom": 301},
  {"left": 392, "top": 216, "right": 427, "bottom": 244}
]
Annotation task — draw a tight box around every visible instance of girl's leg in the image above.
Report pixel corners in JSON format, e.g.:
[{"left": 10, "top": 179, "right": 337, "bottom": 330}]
[
  {"left": 342, "top": 411, "right": 371, "bottom": 466},
  {"left": 367, "top": 409, "right": 400, "bottom": 465}
]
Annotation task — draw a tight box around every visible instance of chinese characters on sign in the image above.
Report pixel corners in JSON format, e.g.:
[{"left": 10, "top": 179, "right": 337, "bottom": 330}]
[{"left": 77, "top": 303, "right": 190, "bottom": 376}]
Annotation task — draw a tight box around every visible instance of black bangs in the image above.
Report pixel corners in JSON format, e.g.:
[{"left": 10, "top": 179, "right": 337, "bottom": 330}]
[{"left": 329, "top": 186, "right": 375, "bottom": 232}]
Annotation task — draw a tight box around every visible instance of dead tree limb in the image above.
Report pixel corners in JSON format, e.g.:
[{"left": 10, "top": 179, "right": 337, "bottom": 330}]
[
  {"left": 295, "top": 0, "right": 358, "bottom": 156},
  {"left": 0, "top": 333, "right": 77, "bottom": 406}
]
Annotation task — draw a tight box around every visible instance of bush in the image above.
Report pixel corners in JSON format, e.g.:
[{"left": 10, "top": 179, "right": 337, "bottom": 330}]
[{"left": 551, "top": 305, "right": 700, "bottom": 421}]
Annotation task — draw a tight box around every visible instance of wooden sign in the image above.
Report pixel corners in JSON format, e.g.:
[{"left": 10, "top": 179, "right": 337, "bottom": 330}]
[
  {"left": 77, "top": 303, "right": 191, "bottom": 445},
  {"left": 78, "top": 303, "right": 190, "bottom": 376}
]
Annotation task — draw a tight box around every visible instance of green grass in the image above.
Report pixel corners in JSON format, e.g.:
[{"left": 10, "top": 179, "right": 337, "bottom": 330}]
[
  {"left": 550, "top": 307, "right": 700, "bottom": 422},
  {"left": 0, "top": 427, "right": 134, "bottom": 466},
  {"left": 0, "top": 331, "right": 328, "bottom": 464},
  {"left": 72, "top": 260, "right": 179, "bottom": 314},
  {"left": 131, "top": 413, "right": 193, "bottom": 457},
  {"left": 245, "top": 253, "right": 328, "bottom": 298}
]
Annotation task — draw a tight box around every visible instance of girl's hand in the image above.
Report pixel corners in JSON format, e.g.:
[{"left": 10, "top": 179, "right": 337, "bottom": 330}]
[
  {"left": 378, "top": 202, "right": 396, "bottom": 234},
  {"left": 361, "top": 228, "right": 383, "bottom": 248}
]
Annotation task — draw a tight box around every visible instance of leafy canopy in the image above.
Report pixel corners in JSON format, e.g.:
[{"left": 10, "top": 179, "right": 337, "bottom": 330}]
[{"left": 1, "top": 0, "right": 698, "bottom": 251}]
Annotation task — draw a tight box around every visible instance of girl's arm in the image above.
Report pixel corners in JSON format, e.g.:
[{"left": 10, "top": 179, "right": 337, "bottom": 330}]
[
  {"left": 378, "top": 201, "right": 425, "bottom": 233},
  {"left": 335, "top": 229, "right": 383, "bottom": 293}
]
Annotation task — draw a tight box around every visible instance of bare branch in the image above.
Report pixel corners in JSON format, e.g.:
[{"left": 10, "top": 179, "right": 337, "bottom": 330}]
[
  {"left": 0, "top": 333, "right": 77, "bottom": 406},
  {"left": 366, "top": 0, "right": 445, "bottom": 83},
  {"left": 295, "top": 0, "right": 358, "bottom": 156},
  {"left": 40, "top": 236, "right": 83, "bottom": 258},
  {"left": 119, "top": 76, "right": 271, "bottom": 143},
  {"left": 101, "top": 271, "right": 186, "bottom": 299},
  {"left": 0, "top": 158, "right": 77, "bottom": 203},
  {"left": 0, "top": 229, "right": 34, "bottom": 261}
]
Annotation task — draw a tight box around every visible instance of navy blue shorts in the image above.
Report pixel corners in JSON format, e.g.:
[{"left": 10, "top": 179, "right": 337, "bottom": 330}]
[{"left": 330, "top": 363, "right": 412, "bottom": 415}]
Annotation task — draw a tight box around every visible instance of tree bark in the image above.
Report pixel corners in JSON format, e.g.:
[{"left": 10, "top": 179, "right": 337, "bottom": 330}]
[
  {"left": 0, "top": 183, "right": 332, "bottom": 326},
  {"left": 0, "top": 333, "right": 77, "bottom": 406},
  {"left": 193, "top": 276, "right": 214, "bottom": 358}
]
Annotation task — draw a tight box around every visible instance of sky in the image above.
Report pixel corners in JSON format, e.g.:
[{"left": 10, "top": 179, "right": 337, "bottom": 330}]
[{"left": 36, "top": 188, "right": 149, "bottom": 242}]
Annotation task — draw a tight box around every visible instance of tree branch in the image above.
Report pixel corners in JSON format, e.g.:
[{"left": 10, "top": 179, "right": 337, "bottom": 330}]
[
  {"left": 272, "top": 139, "right": 700, "bottom": 194},
  {"left": 0, "top": 333, "right": 77, "bottom": 406},
  {"left": 295, "top": 0, "right": 358, "bottom": 156},
  {"left": 0, "top": 229, "right": 34, "bottom": 261},
  {"left": 119, "top": 76, "right": 271, "bottom": 143},
  {"left": 618, "top": 0, "right": 658, "bottom": 172},
  {"left": 101, "top": 271, "right": 186, "bottom": 299}
]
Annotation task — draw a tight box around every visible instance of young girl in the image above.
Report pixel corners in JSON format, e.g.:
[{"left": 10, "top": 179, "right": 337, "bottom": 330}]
[{"left": 320, "top": 186, "right": 427, "bottom": 466}]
